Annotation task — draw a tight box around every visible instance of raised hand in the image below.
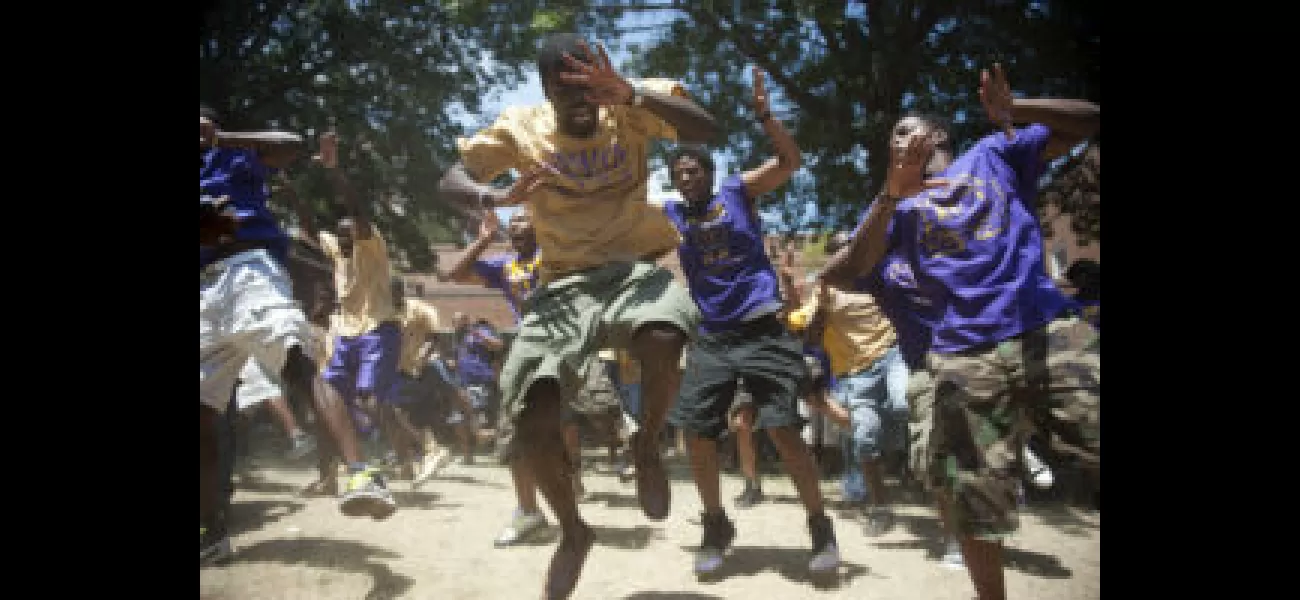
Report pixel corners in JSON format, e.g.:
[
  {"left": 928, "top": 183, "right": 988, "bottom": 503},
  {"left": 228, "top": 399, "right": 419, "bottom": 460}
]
[
  {"left": 980, "top": 63, "right": 1015, "bottom": 136},
  {"left": 315, "top": 130, "right": 340, "bottom": 169},
  {"left": 478, "top": 207, "right": 502, "bottom": 241},
  {"left": 558, "top": 41, "right": 634, "bottom": 106},
  {"left": 751, "top": 66, "right": 770, "bottom": 117},
  {"left": 884, "top": 134, "right": 949, "bottom": 200}
]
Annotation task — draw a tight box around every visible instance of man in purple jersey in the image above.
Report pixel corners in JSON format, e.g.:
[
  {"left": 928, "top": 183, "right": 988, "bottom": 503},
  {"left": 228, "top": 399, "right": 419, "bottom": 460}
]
[
  {"left": 200, "top": 106, "right": 395, "bottom": 566},
  {"left": 823, "top": 64, "right": 1100, "bottom": 600},
  {"left": 662, "top": 67, "right": 841, "bottom": 577},
  {"left": 441, "top": 211, "right": 560, "bottom": 547}
]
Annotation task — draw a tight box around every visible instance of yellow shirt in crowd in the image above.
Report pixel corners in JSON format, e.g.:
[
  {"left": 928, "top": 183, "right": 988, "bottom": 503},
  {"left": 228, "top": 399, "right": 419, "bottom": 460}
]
[
  {"left": 456, "top": 78, "right": 687, "bottom": 281},
  {"left": 320, "top": 229, "right": 396, "bottom": 338},
  {"left": 786, "top": 283, "right": 897, "bottom": 377},
  {"left": 398, "top": 298, "right": 441, "bottom": 377}
]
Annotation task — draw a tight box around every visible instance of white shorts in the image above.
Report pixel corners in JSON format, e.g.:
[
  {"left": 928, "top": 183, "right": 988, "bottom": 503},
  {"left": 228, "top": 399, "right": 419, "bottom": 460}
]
[
  {"left": 200, "top": 249, "right": 313, "bottom": 414},
  {"left": 236, "top": 358, "right": 285, "bottom": 411}
]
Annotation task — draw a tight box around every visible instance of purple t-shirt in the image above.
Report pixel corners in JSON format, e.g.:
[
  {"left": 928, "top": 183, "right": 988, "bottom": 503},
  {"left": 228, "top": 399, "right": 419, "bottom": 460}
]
[
  {"left": 474, "top": 251, "right": 541, "bottom": 322},
  {"left": 865, "top": 123, "right": 1071, "bottom": 354},
  {"left": 663, "top": 175, "right": 781, "bottom": 333},
  {"left": 455, "top": 323, "right": 499, "bottom": 385},
  {"left": 199, "top": 146, "right": 287, "bottom": 269}
]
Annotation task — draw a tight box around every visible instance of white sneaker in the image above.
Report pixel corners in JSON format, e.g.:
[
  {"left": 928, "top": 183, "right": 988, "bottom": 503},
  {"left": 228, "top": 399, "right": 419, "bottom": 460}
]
[
  {"left": 940, "top": 538, "right": 965, "bottom": 570},
  {"left": 1023, "top": 445, "right": 1054, "bottom": 490},
  {"left": 494, "top": 510, "right": 548, "bottom": 547},
  {"left": 413, "top": 447, "right": 452, "bottom": 489}
]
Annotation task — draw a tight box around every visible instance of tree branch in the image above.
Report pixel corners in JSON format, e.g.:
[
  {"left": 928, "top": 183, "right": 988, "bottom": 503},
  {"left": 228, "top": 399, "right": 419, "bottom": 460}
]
[{"left": 686, "top": 7, "right": 835, "bottom": 118}]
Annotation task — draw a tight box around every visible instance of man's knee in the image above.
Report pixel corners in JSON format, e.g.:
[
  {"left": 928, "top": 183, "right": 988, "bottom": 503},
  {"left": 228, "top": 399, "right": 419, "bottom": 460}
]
[{"left": 630, "top": 323, "right": 687, "bottom": 371}]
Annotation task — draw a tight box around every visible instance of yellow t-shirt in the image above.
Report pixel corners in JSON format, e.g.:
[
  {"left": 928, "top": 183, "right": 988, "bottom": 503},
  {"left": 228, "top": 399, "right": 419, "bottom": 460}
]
[
  {"left": 786, "top": 283, "right": 897, "bottom": 377},
  {"left": 398, "top": 298, "right": 441, "bottom": 377},
  {"left": 456, "top": 78, "right": 687, "bottom": 281},
  {"left": 320, "top": 229, "right": 396, "bottom": 338}
]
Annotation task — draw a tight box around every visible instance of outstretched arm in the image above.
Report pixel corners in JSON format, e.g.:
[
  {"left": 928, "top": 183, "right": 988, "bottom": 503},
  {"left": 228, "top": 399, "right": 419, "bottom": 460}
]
[
  {"left": 822, "top": 135, "right": 947, "bottom": 287},
  {"left": 443, "top": 211, "right": 501, "bottom": 286},
  {"left": 274, "top": 172, "right": 320, "bottom": 243},
  {"left": 981, "top": 64, "right": 1100, "bottom": 160},
  {"left": 559, "top": 41, "right": 719, "bottom": 144},
  {"left": 740, "top": 66, "right": 801, "bottom": 202},
  {"left": 216, "top": 130, "right": 304, "bottom": 170},
  {"left": 317, "top": 131, "right": 373, "bottom": 239}
]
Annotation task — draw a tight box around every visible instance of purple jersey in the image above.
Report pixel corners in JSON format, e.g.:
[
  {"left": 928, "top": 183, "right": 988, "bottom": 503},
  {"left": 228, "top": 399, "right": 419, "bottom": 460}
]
[
  {"left": 474, "top": 250, "right": 541, "bottom": 322},
  {"left": 867, "top": 123, "right": 1072, "bottom": 354},
  {"left": 199, "top": 146, "right": 286, "bottom": 269},
  {"left": 664, "top": 175, "right": 781, "bottom": 333}
]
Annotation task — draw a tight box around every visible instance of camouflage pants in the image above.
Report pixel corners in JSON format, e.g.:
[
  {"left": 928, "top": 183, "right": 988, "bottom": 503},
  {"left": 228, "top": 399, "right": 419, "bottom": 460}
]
[{"left": 916, "top": 317, "right": 1100, "bottom": 540}]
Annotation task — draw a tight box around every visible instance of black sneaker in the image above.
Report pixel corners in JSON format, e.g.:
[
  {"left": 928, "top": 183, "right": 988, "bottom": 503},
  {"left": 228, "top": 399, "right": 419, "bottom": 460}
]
[
  {"left": 200, "top": 523, "right": 232, "bottom": 566},
  {"left": 807, "top": 513, "right": 841, "bottom": 573},
  {"left": 693, "top": 511, "right": 737, "bottom": 574},
  {"left": 734, "top": 481, "right": 764, "bottom": 509}
]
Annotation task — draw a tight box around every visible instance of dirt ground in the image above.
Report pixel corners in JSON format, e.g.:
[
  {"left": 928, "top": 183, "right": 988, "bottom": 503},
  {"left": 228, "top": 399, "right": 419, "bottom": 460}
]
[{"left": 200, "top": 444, "right": 1099, "bottom": 600}]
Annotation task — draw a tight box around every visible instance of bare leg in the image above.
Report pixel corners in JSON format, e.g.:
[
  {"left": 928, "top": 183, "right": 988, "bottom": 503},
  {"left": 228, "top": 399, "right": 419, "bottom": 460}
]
[
  {"left": 765, "top": 426, "right": 825, "bottom": 515},
  {"left": 264, "top": 396, "right": 304, "bottom": 438},
  {"left": 515, "top": 380, "right": 594, "bottom": 600},
  {"left": 628, "top": 324, "right": 688, "bottom": 521},
  {"left": 199, "top": 405, "right": 222, "bottom": 527},
  {"left": 960, "top": 536, "right": 1006, "bottom": 600},
  {"left": 510, "top": 462, "right": 541, "bottom": 513},
  {"left": 685, "top": 434, "right": 723, "bottom": 512}
]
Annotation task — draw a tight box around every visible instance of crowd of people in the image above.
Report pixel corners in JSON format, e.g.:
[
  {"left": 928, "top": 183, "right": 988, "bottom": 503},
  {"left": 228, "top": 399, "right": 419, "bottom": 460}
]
[{"left": 200, "top": 33, "right": 1100, "bottom": 600}]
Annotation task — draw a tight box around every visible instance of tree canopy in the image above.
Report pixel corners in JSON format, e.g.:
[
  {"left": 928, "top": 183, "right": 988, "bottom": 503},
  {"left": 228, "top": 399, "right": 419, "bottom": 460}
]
[{"left": 200, "top": 0, "right": 1100, "bottom": 268}]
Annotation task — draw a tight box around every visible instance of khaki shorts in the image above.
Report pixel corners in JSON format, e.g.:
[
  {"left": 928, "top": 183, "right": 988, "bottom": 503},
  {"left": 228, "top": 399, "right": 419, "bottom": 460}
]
[
  {"left": 914, "top": 316, "right": 1100, "bottom": 540},
  {"left": 494, "top": 261, "right": 699, "bottom": 461}
]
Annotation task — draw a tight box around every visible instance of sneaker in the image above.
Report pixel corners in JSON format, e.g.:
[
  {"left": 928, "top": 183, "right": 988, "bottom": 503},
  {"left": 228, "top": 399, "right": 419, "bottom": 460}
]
[
  {"left": 807, "top": 513, "right": 841, "bottom": 573},
  {"left": 200, "top": 525, "right": 232, "bottom": 566},
  {"left": 734, "top": 482, "right": 764, "bottom": 509},
  {"left": 693, "top": 511, "right": 737, "bottom": 574},
  {"left": 494, "top": 510, "right": 549, "bottom": 547},
  {"left": 940, "top": 537, "right": 965, "bottom": 570},
  {"left": 1023, "top": 444, "right": 1054, "bottom": 489},
  {"left": 339, "top": 467, "right": 397, "bottom": 520},
  {"left": 862, "top": 505, "right": 895, "bottom": 537},
  {"left": 286, "top": 432, "right": 317, "bottom": 460},
  {"left": 413, "top": 448, "right": 452, "bottom": 489}
]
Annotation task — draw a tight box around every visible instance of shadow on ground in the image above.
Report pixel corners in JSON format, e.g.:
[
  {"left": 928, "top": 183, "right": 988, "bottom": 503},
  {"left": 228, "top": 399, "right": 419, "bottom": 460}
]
[
  {"left": 227, "top": 499, "right": 307, "bottom": 537},
  {"left": 391, "top": 489, "right": 462, "bottom": 511},
  {"left": 225, "top": 536, "right": 414, "bottom": 600},
  {"left": 675, "top": 545, "right": 870, "bottom": 590},
  {"left": 1003, "top": 546, "right": 1073, "bottom": 579},
  {"left": 593, "top": 524, "right": 660, "bottom": 550},
  {"left": 623, "top": 593, "right": 725, "bottom": 600}
]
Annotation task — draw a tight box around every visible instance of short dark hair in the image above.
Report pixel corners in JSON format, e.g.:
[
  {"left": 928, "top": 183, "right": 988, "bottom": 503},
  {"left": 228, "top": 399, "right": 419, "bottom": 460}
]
[
  {"left": 668, "top": 144, "right": 715, "bottom": 176},
  {"left": 900, "top": 110, "right": 953, "bottom": 150},
  {"left": 538, "top": 33, "right": 587, "bottom": 82}
]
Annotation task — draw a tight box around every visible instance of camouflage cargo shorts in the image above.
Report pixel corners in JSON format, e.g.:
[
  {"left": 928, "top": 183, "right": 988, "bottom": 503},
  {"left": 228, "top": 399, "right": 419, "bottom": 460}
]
[{"left": 911, "top": 316, "right": 1100, "bottom": 540}]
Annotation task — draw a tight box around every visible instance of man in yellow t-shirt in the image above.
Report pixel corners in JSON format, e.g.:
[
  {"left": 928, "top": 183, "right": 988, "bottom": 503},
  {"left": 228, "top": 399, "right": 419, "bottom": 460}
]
[
  {"left": 308, "top": 132, "right": 400, "bottom": 517},
  {"left": 437, "top": 33, "right": 718, "bottom": 599},
  {"left": 786, "top": 275, "right": 909, "bottom": 538}
]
